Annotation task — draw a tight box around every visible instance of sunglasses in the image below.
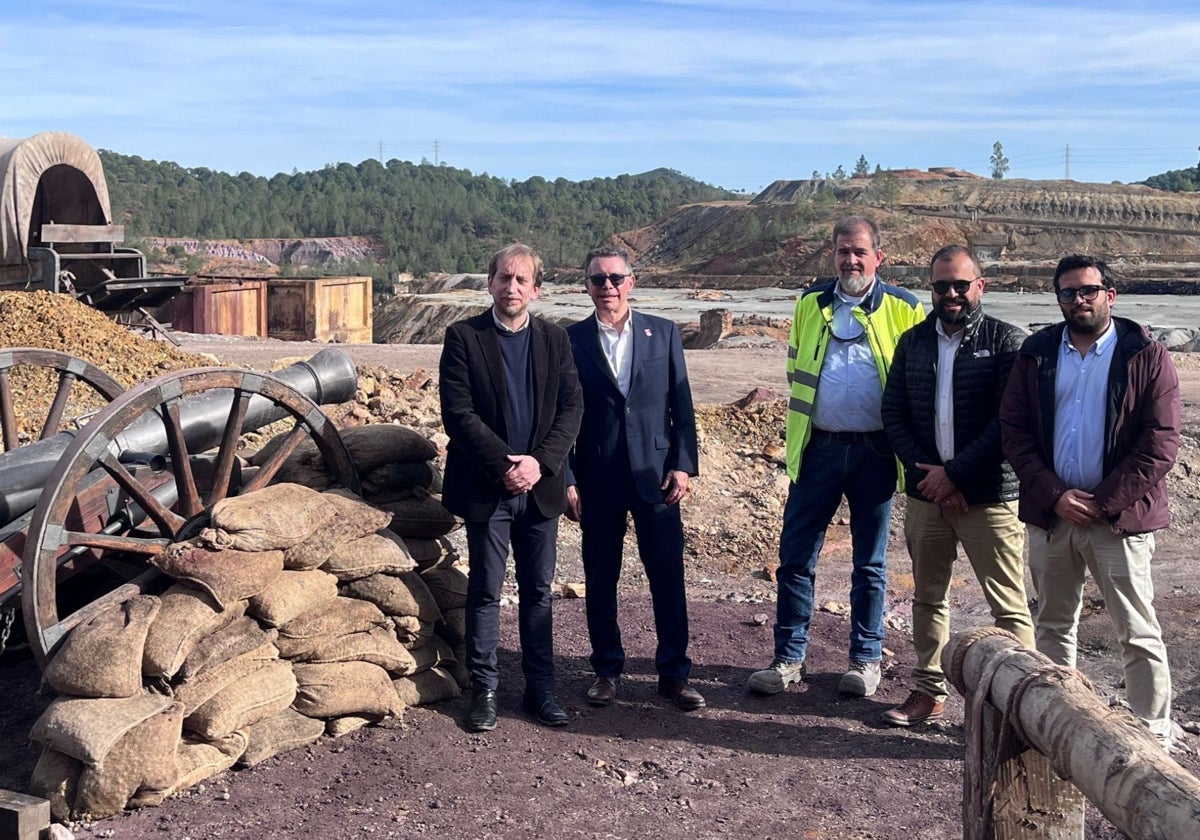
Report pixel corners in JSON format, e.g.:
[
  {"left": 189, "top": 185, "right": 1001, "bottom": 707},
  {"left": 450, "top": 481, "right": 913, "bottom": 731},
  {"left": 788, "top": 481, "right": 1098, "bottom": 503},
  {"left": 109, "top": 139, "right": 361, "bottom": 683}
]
[
  {"left": 587, "top": 272, "right": 631, "bottom": 287},
  {"left": 932, "top": 279, "right": 975, "bottom": 296},
  {"left": 1056, "top": 285, "right": 1106, "bottom": 304}
]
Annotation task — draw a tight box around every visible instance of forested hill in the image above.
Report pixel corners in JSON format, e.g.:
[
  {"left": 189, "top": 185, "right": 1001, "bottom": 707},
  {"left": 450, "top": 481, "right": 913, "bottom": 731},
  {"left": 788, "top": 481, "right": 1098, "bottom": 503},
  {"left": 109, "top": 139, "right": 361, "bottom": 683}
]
[
  {"left": 1141, "top": 164, "right": 1200, "bottom": 193},
  {"left": 98, "top": 151, "right": 739, "bottom": 275}
]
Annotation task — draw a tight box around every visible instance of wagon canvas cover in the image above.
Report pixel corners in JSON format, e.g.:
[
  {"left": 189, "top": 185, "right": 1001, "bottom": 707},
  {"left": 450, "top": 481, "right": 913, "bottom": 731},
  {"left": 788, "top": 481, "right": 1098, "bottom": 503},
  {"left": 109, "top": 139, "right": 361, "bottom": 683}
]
[{"left": 0, "top": 131, "right": 112, "bottom": 266}]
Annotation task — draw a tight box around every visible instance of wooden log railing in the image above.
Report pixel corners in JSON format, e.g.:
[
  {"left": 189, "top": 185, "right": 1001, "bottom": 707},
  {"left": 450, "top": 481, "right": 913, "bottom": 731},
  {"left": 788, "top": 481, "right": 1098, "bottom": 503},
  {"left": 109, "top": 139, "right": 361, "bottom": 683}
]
[{"left": 944, "top": 628, "right": 1200, "bottom": 840}]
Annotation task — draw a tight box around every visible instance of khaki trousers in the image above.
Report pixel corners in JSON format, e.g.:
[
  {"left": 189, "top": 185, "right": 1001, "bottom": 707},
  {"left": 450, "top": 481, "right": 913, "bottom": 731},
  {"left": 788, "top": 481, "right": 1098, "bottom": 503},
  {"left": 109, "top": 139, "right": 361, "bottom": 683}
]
[
  {"left": 1028, "top": 522, "right": 1172, "bottom": 739},
  {"left": 906, "top": 498, "right": 1033, "bottom": 702}
]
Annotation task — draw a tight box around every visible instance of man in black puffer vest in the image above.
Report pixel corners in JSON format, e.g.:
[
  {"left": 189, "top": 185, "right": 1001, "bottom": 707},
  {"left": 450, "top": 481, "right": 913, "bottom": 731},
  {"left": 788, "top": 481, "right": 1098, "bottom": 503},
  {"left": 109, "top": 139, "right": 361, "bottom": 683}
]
[{"left": 879, "top": 244, "right": 1034, "bottom": 726}]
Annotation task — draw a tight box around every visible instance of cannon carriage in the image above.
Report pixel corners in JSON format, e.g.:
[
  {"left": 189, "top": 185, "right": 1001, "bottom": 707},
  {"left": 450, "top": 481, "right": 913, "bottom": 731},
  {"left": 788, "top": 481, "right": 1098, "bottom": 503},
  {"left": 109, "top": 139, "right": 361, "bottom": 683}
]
[{"left": 0, "top": 347, "right": 362, "bottom": 667}]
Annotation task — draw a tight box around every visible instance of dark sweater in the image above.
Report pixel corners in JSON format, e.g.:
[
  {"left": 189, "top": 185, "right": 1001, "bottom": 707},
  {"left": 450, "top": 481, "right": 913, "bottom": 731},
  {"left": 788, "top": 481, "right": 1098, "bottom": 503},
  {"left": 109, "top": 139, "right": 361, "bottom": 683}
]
[{"left": 497, "top": 324, "right": 535, "bottom": 454}]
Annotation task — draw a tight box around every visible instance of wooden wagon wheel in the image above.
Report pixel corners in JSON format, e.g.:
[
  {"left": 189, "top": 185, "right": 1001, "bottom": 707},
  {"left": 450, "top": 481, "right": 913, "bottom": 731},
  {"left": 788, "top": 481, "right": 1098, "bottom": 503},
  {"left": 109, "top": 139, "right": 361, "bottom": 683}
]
[
  {"left": 21, "top": 366, "right": 359, "bottom": 669},
  {"left": 0, "top": 348, "right": 125, "bottom": 451}
]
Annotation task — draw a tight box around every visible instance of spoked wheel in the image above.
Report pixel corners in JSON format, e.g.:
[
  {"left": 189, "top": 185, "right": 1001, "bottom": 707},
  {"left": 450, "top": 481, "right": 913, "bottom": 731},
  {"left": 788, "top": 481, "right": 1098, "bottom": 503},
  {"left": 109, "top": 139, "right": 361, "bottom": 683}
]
[
  {"left": 0, "top": 348, "right": 125, "bottom": 451},
  {"left": 21, "top": 366, "right": 358, "bottom": 669}
]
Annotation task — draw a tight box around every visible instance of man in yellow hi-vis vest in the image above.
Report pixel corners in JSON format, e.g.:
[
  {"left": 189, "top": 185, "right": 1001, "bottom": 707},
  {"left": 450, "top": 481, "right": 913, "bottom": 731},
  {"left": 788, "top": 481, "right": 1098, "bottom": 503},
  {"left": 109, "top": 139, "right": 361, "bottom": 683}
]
[{"left": 749, "top": 215, "right": 924, "bottom": 699}]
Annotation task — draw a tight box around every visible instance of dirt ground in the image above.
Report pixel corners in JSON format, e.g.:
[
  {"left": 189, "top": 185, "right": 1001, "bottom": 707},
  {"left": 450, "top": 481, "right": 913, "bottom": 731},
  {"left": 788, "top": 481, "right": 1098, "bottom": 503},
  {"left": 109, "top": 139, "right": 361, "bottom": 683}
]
[{"left": 2, "top": 335, "right": 1199, "bottom": 839}]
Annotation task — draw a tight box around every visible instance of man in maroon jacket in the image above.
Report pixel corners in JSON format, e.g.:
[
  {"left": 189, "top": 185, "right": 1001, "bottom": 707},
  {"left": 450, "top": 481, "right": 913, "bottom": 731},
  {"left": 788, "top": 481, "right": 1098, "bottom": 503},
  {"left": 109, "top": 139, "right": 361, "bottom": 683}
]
[{"left": 1000, "top": 254, "right": 1180, "bottom": 750}]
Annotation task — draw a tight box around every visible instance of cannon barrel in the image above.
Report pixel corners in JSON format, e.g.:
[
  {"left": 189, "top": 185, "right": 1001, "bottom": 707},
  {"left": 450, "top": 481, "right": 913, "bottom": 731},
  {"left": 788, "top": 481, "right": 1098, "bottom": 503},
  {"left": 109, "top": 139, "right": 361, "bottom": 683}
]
[{"left": 0, "top": 348, "right": 358, "bottom": 526}]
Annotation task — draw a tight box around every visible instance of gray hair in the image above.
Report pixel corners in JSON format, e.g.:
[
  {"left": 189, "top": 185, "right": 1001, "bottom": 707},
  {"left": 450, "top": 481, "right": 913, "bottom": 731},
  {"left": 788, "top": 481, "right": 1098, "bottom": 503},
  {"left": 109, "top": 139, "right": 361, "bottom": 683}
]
[
  {"left": 581, "top": 244, "right": 633, "bottom": 274},
  {"left": 832, "top": 215, "right": 881, "bottom": 250}
]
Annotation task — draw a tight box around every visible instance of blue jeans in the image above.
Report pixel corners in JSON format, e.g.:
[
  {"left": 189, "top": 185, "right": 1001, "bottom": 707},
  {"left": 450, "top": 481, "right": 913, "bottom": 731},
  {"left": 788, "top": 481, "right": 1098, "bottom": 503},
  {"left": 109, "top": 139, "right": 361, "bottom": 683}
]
[{"left": 775, "top": 431, "right": 895, "bottom": 664}]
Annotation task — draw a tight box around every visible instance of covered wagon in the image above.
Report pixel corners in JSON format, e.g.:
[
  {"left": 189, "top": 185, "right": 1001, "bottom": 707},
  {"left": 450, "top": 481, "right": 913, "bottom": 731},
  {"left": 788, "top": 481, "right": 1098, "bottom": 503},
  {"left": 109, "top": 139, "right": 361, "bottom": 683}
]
[{"left": 0, "top": 131, "right": 182, "bottom": 313}]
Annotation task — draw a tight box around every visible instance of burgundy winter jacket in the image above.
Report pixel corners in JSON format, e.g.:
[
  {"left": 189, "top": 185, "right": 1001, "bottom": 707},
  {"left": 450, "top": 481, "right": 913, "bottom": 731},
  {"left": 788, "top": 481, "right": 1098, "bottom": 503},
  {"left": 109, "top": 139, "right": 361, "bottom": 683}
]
[{"left": 999, "top": 316, "right": 1180, "bottom": 535}]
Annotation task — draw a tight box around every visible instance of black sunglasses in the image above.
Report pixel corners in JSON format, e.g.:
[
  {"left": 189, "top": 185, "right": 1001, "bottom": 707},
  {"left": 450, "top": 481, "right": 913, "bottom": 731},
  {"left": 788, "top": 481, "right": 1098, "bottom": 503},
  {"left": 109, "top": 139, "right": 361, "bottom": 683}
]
[
  {"left": 587, "top": 272, "right": 630, "bottom": 287},
  {"left": 932, "top": 279, "right": 975, "bottom": 296},
  {"left": 1056, "top": 284, "right": 1106, "bottom": 304}
]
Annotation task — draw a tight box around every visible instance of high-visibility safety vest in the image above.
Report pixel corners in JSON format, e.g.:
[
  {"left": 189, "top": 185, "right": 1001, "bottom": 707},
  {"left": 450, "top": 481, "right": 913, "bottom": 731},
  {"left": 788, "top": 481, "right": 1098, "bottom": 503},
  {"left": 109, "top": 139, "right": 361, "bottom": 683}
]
[{"left": 785, "top": 278, "right": 924, "bottom": 484}]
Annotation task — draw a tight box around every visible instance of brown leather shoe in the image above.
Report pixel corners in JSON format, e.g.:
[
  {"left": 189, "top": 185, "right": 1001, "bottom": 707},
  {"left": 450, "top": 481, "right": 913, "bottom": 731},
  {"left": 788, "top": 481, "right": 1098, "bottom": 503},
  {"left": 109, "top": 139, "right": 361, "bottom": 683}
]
[
  {"left": 658, "top": 677, "right": 706, "bottom": 711},
  {"left": 586, "top": 676, "right": 620, "bottom": 707},
  {"left": 881, "top": 690, "right": 944, "bottom": 727}
]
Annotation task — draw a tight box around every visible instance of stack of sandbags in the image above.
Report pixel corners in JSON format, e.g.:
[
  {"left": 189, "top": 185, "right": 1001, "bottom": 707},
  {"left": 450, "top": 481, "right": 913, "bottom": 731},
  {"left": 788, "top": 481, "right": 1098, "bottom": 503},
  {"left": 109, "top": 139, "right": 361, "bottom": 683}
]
[
  {"left": 249, "top": 423, "right": 462, "bottom": 548},
  {"left": 26, "top": 483, "right": 432, "bottom": 822},
  {"left": 250, "top": 422, "right": 473, "bottom": 699}
]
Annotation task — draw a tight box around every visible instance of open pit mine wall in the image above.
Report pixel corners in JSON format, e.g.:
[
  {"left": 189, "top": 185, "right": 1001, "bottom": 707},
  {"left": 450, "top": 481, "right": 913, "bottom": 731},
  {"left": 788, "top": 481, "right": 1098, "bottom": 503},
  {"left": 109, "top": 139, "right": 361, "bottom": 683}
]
[{"left": 630, "top": 178, "right": 1200, "bottom": 280}]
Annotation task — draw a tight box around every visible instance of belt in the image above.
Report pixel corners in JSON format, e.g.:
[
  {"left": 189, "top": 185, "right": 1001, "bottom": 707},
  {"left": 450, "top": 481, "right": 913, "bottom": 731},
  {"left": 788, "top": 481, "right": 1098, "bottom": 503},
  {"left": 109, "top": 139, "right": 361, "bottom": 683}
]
[{"left": 810, "top": 427, "right": 884, "bottom": 444}]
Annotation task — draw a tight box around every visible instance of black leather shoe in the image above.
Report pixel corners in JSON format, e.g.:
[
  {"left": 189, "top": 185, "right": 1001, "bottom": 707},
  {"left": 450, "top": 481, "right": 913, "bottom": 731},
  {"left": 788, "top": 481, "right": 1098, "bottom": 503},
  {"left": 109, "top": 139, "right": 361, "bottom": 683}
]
[
  {"left": 523, "top": 692, "right": 569, "bottom": 727},
  {"left": 658, "top": 678, "right": 706, "bottom": 711},
  {"left": 466, "top": 688, "right": 498, "bottom": 732},
  {"left": 586, "top": 676, "right": 620, "bottom": 707}
]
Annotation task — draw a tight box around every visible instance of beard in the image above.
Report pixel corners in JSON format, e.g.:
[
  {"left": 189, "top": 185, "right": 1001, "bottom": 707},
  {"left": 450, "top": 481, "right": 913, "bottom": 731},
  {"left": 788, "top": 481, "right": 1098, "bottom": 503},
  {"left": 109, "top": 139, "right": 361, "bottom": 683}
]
[
  {"left": 838, "top": 272, "right": 874, "bottom": 296},
  {"left": 1064, "top": 302, "right": 1110, "bottom": 334},
  {"left": 935, "top": 298, "right": 976, "bottom": 327}
]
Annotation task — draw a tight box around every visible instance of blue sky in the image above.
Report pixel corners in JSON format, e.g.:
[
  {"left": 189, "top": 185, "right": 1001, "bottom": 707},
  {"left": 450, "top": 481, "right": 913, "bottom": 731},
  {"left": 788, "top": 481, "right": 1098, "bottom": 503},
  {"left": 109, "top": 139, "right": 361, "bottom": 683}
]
[{"left": 3, "top": 1, "right": 1198, "bottom": 193}]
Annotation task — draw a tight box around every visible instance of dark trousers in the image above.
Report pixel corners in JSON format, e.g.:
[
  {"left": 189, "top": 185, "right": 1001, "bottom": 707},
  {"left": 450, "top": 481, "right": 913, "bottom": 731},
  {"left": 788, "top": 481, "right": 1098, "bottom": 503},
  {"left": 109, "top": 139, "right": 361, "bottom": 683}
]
[
  {"left": 580, "top": 463, "right": 691, "bottom": 681},
  {"left": 464, "top": 493, "right": 558, "bottom": 693}
]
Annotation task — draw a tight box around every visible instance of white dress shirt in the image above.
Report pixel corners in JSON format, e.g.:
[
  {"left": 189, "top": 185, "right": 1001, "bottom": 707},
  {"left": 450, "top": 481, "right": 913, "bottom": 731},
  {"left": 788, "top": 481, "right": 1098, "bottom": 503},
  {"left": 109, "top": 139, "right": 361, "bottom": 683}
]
[{"left": 597, "top": 313, "right": 633, "bottom": 397}]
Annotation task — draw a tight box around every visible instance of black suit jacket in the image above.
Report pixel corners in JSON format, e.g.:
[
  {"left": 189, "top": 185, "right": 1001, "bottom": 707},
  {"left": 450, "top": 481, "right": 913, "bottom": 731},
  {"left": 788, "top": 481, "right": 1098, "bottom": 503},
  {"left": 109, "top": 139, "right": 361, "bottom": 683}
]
[
  {"left": 439, "top": 310, "right": 583, "bottom": 522},
  {"left": 566, "top": 312, "right": 698, "bottom": 503}
]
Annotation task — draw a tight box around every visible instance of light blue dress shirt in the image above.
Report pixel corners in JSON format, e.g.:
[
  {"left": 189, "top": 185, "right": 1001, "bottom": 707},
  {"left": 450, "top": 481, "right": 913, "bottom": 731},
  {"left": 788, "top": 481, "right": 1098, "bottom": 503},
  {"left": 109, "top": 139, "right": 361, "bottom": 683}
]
[
  {"left": 1053, "top": 322, "right": 1117, "bottom": 490},
  {"left": 812, "top": 284, "right": 883, "bottom": 433}
]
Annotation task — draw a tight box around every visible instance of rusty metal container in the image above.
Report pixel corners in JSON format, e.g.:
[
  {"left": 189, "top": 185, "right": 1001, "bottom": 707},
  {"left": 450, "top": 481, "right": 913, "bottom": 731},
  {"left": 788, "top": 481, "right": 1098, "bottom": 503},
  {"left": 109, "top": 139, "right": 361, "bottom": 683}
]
[
  {"left": 170, "top": 278, "right": 268, "bottom": 336},
  {"left": 267, "top": 276, "right": 373, "bottom": 343}
]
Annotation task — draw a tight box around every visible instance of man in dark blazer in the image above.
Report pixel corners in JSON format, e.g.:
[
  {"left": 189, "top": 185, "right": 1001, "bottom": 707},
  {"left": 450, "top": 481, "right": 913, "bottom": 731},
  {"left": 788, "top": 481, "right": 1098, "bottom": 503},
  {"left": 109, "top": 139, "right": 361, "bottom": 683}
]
[
  {"left": 439, "top": 243, "right": 583, "bottom": 732},
  {"left": 565, "top": 244, "right": 704, "bottom": 711}
]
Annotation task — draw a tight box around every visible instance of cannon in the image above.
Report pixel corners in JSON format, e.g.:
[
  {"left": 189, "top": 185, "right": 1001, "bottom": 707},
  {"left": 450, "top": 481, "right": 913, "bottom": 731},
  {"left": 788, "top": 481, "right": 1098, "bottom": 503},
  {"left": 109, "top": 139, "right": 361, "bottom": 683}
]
[{"left": 0, "top": 347, "right": 362, "bottom": 667}]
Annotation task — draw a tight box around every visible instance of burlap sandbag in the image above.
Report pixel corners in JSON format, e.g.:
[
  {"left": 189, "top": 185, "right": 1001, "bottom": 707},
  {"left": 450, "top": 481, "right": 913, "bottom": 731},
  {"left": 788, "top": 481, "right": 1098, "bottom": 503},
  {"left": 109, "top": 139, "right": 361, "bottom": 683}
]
[
  {"left": 325, "top": 714, "right": 384, "bottom": 738},
  {"left": 74, "top": 700, "right": 184, "bottom": 820},
  {"left": 391, "top": 614, "right": 434, "bottom": 650},
  {"left": 400, "top": 536, "right": 456, "bottom": 571},
  {"left": 342, "top": 571, "right": 442, "bottom": 623},
  {"left": 29, "top": 747, "right": 83, "bottom": 822},
  {"left": 449, "top": 643, "right": 471, "bottom": 689},
  {"left": 143, "top": 584, "right": 247, "bottom": 679},
  {"left": 185, "top": 659, "right": 297, "bottom": 740},
  {"left": 292, "top": 662, "right": 403, "bottom": 719},
  {"left": 410, "top": 635, "right": 457, "bottom": 674},
  {"left": 360, "top": 460, "right": 440, "bottom": 496},
  {"left": 392, "top": 667, "right": 461, "bottom": 707},
  {"left": 45, "top": 595, "right": 160, "bottom": 699},
  {"left": 283, "top": 490, "right": 393, "bottom": 570},
  {"left": 379, "top": 492, "right": 462, "bottom": 538},
  {"left": 247, "top": 568, "right": 340, "bottom": 627},
  {"left": 322, "top": 532, "right": 416, "bottom": 581},
  {"left": 252, "top": 425, "right": 438, "bottom": 488},
  {"left": 152, "top": 540, "right": 284, "bottom": 610},
  {"left": 130, "top": 732, "right": 248, "bottom": 808},
  {"left": 178, "top": 616, "right": 275, "bottom": 682},
  {"left": 277, "top": 596, "right": 387, "bottom": 643},
  {"left": 203, "top": 483, "right": 336, "bottom": 552},
  {"left": 437, "top": 607, "right": 466, "bottom": 646},
  {"left": 31, "top": 692, "right": 173, "bottom": 766},
  {"left": 174, "top": 636, "right": 281, "bottom": 716},
  {"left": 421, "top": 561, "right": 469, "bottom": 611},
  {"left": 238, "top": 707, "right": 326, "bottom": 767},
  {"left": 288, "top": 623, "right": 417, "bottom": 675}
]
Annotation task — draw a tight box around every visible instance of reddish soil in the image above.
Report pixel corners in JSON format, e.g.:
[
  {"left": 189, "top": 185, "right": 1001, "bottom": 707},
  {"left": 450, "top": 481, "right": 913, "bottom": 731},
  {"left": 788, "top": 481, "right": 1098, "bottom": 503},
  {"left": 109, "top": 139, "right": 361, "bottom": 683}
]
[{"left": 2, "top": 338, "right": 1198, "bottom": 839}]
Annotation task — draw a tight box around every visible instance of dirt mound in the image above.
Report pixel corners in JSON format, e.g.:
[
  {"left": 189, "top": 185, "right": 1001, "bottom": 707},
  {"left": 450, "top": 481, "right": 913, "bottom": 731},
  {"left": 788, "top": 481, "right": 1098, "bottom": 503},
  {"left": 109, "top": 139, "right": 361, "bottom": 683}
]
[{"left": 0, "top": 291, "right": 209, "bottom": 439}]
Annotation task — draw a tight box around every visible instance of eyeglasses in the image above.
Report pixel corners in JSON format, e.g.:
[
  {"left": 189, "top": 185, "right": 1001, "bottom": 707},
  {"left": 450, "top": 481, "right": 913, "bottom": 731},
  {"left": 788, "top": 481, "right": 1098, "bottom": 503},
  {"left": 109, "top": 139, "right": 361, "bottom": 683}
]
[
  {"left": 932, "top": 279, "right": 975, "bottom": 296},
  {"left": 587, "top": 273, "right": 631, "bottom": 287},
  {"left": 1056, "top": 285, "right": 1106, "bottom": 304}
]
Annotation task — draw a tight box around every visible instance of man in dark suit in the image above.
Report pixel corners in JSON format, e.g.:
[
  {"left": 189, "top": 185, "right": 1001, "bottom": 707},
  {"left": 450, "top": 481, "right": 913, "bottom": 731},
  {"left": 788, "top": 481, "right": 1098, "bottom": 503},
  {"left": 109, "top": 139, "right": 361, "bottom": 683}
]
[
  {"left": 565, "top": 244, "right": 704, "bottom": 711},
  {"left": 439, "top": 243, "right": 583, "bottom": 732}
]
